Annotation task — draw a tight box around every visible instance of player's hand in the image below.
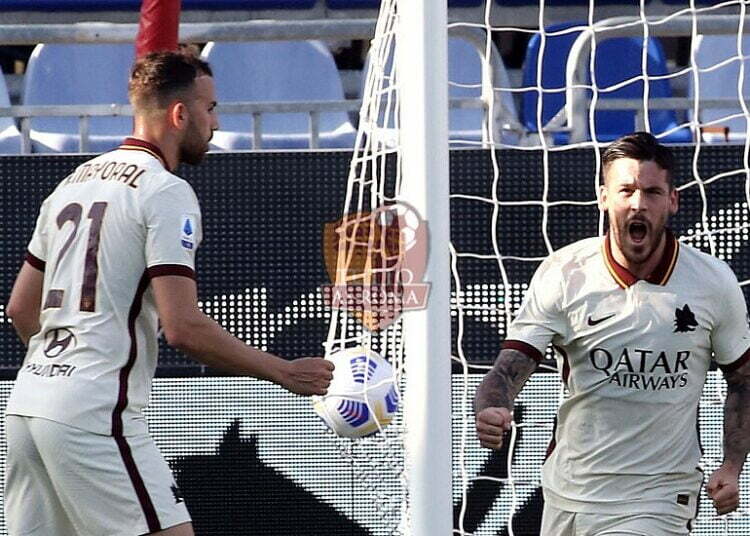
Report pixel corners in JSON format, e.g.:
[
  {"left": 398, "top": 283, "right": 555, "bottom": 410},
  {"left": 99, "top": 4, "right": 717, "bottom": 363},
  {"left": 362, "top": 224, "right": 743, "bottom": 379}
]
[
  {"left": 707, "top": 464, "right": 741, "bottom": 515},
  {"left": 281, "top": 357, "right": 335, "bottom": 396},
  {"left": 476, "top": 407, "right": 513, "bottom": 450}
]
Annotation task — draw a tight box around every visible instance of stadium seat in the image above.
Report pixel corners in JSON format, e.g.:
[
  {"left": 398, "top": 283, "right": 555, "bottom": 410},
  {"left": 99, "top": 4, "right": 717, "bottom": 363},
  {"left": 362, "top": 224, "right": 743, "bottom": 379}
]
[
  {"left": 23, "top": 43, "right": 134, "bottom": 153},
  {"left": 447, "top": 36, "right": 520, "bottom": 146},
  {"left": 690, "top": 34, "right": 750, "bottom": 143},
  {"left": 521, "top": 22, "right": 691, "bottom": 144},
  {"left": 360, "top": 34, "right": 520, "bottom": 147},
  {"left": 201, "top": 40, "right": 356, "bottom": 150},
  {"left": 0, "top": 73, "right": 22, "bottom": 154}
]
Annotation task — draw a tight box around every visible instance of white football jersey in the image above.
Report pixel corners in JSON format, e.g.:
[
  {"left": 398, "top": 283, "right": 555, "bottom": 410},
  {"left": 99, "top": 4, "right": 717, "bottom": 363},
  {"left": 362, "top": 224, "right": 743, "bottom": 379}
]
[
  {"left": 6, "top": 138, "right": 202, "bottom": 437},
  {"left": 506, "top": 231, "right": 750, "bottom": 517}
]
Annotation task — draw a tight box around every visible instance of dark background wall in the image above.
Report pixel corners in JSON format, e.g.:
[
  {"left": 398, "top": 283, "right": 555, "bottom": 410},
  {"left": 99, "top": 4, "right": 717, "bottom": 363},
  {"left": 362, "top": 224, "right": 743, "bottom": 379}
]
[{"left": 2, "top": 147, "right": 750, "bottom": 376}]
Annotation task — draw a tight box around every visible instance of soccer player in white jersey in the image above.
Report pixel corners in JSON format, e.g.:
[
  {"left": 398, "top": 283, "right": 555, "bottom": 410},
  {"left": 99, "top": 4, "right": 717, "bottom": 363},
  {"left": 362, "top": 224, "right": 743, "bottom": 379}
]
[
  {"left": 475, "top": 132, "right": 750, "bottom": 535},
  {"left": 4, "top": 51, "right": 334, "bottom": 536}
]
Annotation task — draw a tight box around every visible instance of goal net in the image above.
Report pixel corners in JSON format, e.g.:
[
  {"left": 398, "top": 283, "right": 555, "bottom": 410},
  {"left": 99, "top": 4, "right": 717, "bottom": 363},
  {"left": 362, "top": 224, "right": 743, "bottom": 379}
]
[{"left": 325, "top": 0, "right": 750, "bottom": 535}]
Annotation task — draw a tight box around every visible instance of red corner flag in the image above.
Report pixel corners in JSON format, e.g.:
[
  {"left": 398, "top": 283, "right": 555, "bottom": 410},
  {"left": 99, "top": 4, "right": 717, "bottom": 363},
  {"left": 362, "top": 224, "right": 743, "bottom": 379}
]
[{"left": 135, "top": 0, "right": 181, "bottom": 58}]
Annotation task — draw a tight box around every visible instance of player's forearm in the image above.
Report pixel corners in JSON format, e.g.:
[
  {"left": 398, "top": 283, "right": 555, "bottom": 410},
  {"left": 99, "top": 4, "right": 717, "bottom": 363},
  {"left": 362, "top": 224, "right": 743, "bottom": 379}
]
[
  {"left": 165, "top": 312, "right": 288, "bottom": 383},
  {"left": 7, "top": 310, "right": 40, "bottom": 347},
  {"left": 722, "top": 361, "right": 750, "bottom": 475},
  {"left": 10, "top": 319, "right": 40, "bottom": 347},
  {"left": 7, "top": 262, "right": 43, "bottom": 347},
  {"left": 474, "top": 348, "right": 537, "bottom": 413}
]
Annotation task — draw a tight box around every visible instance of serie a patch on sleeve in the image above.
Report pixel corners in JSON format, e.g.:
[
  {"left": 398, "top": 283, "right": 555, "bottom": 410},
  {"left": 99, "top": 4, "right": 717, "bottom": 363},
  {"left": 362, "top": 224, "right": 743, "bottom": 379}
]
[{"left": 180, "top": 214, "right": 197, "bottom": 250}]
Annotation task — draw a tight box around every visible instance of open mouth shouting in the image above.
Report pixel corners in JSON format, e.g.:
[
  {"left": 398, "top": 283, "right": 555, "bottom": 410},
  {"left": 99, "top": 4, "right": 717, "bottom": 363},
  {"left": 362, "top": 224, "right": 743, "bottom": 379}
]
[{"left": 628, "top": 219, "right": 649, "bottom": 246}]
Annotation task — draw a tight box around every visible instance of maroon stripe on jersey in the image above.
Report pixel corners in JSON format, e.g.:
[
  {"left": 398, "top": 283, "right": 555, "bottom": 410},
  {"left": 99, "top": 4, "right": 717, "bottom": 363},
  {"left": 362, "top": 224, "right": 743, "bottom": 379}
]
[
  {"left": 696, "top": 416, "right": 704, "bottom": 457},
  {"left": 147, "top": 264, "right": 196, "bottom": 280},
  {"left": 111, "top": 272, "right": 161, "bottom": 530},
  {"left": 691, "top": 467, "right": 704, "bottom": 531},
  {"left": 114, "top": 435, "right": 161, "bottom": 533},
  {"left": 112, "top": 272, "right": 150, "bottom": 437},
  {"left": 25, "top": 251, "right": 45, "bottom": 271},
  {"left": 545, "top": 417, "right": 558, "bottom": 460},
  {"left": 553, "top": 345, "right": 570, "bottom": 386},
  {"left": 719, "top": 347, "right": 750, "bottom": 374},
  {"left": 502, "top": 340, "right": 543, "bottom": 363},
  {"left": 120, "top": 137, "right": 170, "bottom": 171}
]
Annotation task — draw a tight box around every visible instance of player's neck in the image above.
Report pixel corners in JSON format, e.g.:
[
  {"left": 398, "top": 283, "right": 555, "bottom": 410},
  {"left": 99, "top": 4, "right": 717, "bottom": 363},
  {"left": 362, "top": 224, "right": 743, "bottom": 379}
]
[
  {"left": 610, "top": 232, "right": 667, "bottom": 281},
  {"left": 130, "top": 122, "right": 179, "bottom": 171}
]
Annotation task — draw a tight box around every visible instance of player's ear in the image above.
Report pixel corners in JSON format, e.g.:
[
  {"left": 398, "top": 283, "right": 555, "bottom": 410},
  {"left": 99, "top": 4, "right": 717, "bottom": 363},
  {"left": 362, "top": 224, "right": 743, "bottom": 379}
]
[
  {"left": 669, "top": 186, "right": 679, "bottom": 215},
  {"left": 169, "top": 101, "right": 188, "bottom": 130},
  {"left": 597, "top": 182, "right": 608, "bottom": 212}
]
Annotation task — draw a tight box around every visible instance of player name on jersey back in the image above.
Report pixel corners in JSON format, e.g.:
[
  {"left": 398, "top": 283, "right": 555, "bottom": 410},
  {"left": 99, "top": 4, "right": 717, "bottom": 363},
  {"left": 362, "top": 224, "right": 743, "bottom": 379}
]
[{"left": 63, "top": 160, "right": 146, "bottom": 188}]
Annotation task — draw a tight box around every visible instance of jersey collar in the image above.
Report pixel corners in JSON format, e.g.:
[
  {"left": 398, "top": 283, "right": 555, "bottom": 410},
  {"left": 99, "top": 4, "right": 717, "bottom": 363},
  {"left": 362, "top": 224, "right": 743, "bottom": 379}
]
[
  {"left": 119, "top": 137, "right": 171, "bottom": 172},
  {"left": 602, "top": 229, "right": 679, "bottom": 289}
]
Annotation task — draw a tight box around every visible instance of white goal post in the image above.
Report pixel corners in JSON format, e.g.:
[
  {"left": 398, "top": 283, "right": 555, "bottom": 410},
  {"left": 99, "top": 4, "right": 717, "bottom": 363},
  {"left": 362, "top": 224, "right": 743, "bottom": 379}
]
[{"left": 397, "top": 1, "right": 453, "bottom": 536}]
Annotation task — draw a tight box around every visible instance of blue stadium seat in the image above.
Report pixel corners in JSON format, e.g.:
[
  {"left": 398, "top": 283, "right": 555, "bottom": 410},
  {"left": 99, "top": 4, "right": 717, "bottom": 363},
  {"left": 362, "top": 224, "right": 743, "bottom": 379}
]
[
  {"left": 690, "top": 34, "right": 750, "bottom": 142},
  {"left": 447, "top": 36, "right": 519, "bottom": 145},
  {"left": 0, "top": 73, "right": 22, "bottom": 154},
  {"left": 202, "top": 40, "right": 356, "bottom": 150},
  {"left": 23, "top": 43, "right": 134, "bottom": 153},
  {"left": 521, "top": 22, "right": 691, "bottom": 144},
  {"left": 360, "top": 34, "right": 520, "bottom": 146},
  {"left": 327, "top": 0, "right": 481, "bottom": 7},
  {"left": 0, "top": 0, "right": 315, "bottom": 10}
]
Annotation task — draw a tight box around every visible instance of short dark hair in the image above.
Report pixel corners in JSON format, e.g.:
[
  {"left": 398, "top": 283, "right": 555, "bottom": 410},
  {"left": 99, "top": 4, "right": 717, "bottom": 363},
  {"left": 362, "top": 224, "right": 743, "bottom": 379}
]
[
  {"left": 601, "top": 132, "right": 676, "bottom": 188},
  {"left": 128, "top": 51, "right": 213, "bottom": 112}
]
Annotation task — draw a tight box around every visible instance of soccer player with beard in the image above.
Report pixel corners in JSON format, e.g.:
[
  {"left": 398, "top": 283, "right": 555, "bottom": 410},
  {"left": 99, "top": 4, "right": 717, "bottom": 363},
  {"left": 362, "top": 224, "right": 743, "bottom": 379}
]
[
  {"left": 4, "top": 51, "right": 334, "bottom": 536},
  {"left": 475, "top": 132, "right": 750, "bottom": 535}
]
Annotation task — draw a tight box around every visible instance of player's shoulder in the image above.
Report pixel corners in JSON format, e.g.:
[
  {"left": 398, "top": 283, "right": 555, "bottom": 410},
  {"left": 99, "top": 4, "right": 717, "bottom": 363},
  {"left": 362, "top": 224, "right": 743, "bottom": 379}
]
[
  {"left": 529, "top": 237, "right": 602, "bottom": 288},
  {"left": 544, "top": 236, "right": 602, "bottom": 271},
  {"left": 677, "top": 239, "right": 737, "bottom": 283}
]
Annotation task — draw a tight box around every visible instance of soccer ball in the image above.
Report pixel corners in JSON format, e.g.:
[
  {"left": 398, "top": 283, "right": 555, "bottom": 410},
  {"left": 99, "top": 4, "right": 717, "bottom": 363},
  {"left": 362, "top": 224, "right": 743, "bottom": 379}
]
[{"left": 313, "top": 347, "right": 399, "bottom": 438}]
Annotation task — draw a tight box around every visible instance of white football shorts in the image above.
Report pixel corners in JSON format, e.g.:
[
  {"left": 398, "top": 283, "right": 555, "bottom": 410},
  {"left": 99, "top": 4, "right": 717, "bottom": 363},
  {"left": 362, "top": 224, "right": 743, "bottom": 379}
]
[
  {"left": 4, "top": 415, "right": 191, "bottom": 535},
  {"left": 540, "top": 502, "right": 693, "bottom": 536}
]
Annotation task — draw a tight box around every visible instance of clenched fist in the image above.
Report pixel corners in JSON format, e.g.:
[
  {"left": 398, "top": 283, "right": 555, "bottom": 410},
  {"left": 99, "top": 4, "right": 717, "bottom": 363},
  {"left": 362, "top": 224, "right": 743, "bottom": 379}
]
[
  {"left": 707, "top": 464, "right": 741, "bottom": 515},
  {"left": 476, "top": 407, "right": 513, "bottom": 450},
  {"left": 282, "top": 357, "right": 335, "bottom": 396}
]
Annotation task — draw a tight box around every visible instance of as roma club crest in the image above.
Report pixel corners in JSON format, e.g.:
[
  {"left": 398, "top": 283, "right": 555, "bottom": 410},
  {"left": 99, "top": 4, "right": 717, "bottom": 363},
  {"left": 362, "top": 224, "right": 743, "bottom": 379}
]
[{"left": 322, "top": 202, "right": 430, "bottom": 331}]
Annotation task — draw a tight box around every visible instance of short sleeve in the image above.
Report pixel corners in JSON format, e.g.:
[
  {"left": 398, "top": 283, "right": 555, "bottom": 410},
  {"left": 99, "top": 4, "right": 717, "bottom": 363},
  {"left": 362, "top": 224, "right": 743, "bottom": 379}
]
[
  {"left": 711, "top": 265, "right": 750, "bottom": 372},
  {"left": 504, "top": 256, "right": 567, "bottom": 362},
  {"left": 142, "top": 179, "right": 202, "bottom": 279},
  {"left": 26, "top": 196, "right": 52, "bottom": 270}
]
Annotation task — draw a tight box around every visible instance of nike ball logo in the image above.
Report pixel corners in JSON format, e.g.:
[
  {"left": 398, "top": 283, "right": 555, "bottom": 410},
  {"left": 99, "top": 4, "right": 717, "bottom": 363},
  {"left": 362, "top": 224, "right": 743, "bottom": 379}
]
[{"left": 587, "top": 313, "right": 615, "bottom": 326}]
